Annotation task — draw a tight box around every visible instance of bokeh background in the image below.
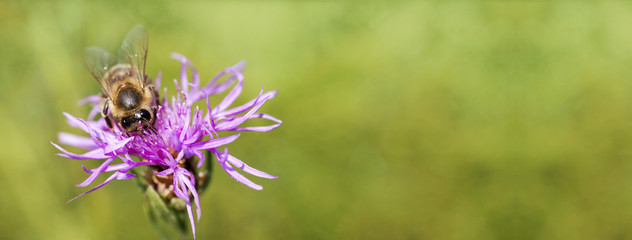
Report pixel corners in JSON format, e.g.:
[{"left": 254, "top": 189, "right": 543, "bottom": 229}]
[{"left": 3, "top": 1, "right": 632, "bottom": 239}]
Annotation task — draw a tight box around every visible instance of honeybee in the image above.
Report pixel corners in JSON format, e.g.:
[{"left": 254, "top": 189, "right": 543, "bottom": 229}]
[{"left": 84, "top": 25, "right": 159, "bottom": 133}]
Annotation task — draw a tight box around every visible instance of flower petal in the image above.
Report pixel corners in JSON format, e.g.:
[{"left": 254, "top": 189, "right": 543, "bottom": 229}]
[
  {"left": 116, "top": 172, "right": 136, "bottom": 180},
  {"left": 63, "top": 113, "right": 107, "bottom": 148},
  {"left": 214, "top": 90, "right": 277, "bottom": 119},
  {"left": 222, "top": 152, "right": 277, "bottom": 179},
  {"left": 154, "top": 168, "right": 174, "bottom": 176},
  {"left": 214, "top": 71, "right": 243, "bottom": 113},
  {"left": 214, "top": 149, "right": 263, "bottom": 190},
  {"left": 78, "top": 94, "right": 101, "bottom": 106},
  {"left": 178, "top": 172, "right": 201, "bottom": 221},
  {"left": 174, "top": 175, "right": 197, "bottom": 239},
  {"left": 58, "top": 132, "right": 99, "bottom": 150},
  {"left": 103, "top": 137, "right": 133, "bottom": 155},
  {"left": 185, "top": 61, "right": 245, "bottom": 105},
  {"left": 83, "top": 162, "right": 136, "bottom": 174},
  {"left": 190, "top": 134, "right": 240, "bottom": 151},
  {"left": 214, "top": 89, "right": 274, "bottom": 131},
  {"left": 87, "top": 104, "right": 102, "bottom": 121},
  {"left": 155, "top": 71, "right": 162, "bottom": 90},
  {"left": 233, "top": 113, "right": 283, "bottom": 132},
  {"left": 52, "top": 142, "right": 108, "bottom": 160},
  {"left": 76, "top": 157, "right": 115, "bottom": 187},
  {"left": 67, "top": 171, "right": 120, "bottom": 203},
  {"left": 194, "top": 149, "right": 205, "bottom": 169}
]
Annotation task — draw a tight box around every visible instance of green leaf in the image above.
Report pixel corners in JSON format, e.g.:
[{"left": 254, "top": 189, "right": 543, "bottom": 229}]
[
  {"left": 130, "top": 168, "right": 148, "bottom": 191},
  {"left": 197, "top": 151, "right": 213, "bottom": 193},
  {"left": 143, "top": 186, "right": 189, "bottom": 240}
]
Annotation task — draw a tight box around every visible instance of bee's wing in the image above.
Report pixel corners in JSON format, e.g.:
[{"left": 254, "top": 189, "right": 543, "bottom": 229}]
[
  {"left": 85, "top": 46, "right": 117, "bottom": 99},
  {"left": 118, "top": 25, "right": 148, "bottom": 88}
]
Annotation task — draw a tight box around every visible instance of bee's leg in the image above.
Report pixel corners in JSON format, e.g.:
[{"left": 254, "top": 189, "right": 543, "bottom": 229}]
[
  {"left": 104, "top": 116, "right": 114, "bottom": 130},
  {"left": 150, "top": 85, "right": 160, "bottom": 106},
  {"left": 102, "top": 99, "right": 109, "bottom": 116},
  {"left": 102, "top": 100, "right": 114, "bottom": 131},
  {"left": 143, "top": 74, "right": 160, "bottom": 105},
  {"left": 148, "top": 126, "right": 157, "bottom": 135},
  {"left": 152, "top": 106, "right": 158, "bottom": 121},
  {"left": 148, "top": 106, "right": 158, "bottom": 134}
]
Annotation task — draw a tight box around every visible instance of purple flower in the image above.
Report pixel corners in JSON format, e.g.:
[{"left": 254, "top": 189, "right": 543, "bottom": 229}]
[{"left": 52, "top": 53, "right": 281, "bottom": 238}]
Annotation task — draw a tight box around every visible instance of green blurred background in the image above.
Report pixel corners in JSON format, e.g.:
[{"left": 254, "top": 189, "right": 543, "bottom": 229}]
[{"left": 3, "top": 1, "right": 632, "bottom": 239}]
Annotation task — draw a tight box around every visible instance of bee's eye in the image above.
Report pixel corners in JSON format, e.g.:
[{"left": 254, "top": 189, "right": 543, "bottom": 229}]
[
  {"left": 121, "top": 117, "right": 132, "bottom": 129},
  {"left": 138, "top": 109, "right": 151, "bottom": 121}
]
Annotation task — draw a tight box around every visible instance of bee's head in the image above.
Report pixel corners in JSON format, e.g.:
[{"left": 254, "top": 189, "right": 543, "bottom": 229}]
[{"left": 121, "top": 109, "right": 153, "bottom": 132}]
